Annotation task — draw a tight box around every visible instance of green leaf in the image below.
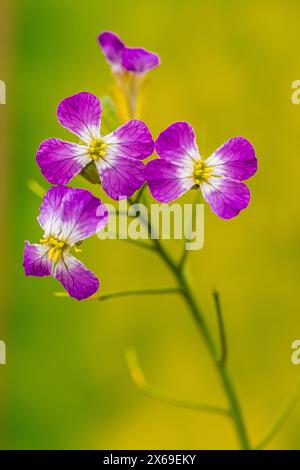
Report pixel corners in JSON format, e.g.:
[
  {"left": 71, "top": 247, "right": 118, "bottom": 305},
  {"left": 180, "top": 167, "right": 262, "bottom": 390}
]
[{"left": 80, "top": 161, "right": 101, "bottom": 185}]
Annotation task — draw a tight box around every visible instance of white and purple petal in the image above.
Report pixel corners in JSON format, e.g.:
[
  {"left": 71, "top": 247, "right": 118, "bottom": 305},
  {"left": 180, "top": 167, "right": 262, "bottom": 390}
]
[
  {"left": 54, "top": 253, "right": 99, "bottom": 300},
  {"left": 122, "top": 47, "right": 160, "bottom": 73},
  {"left": 57, "top": 92, "right": 101, "bottom": 143},
  {"left": 36, "top": 138, "right": 90, "bottom": 185},
  {"left": 205, "top": 137, "right": 257, "bottom": 181},
  {"left": 38, "top": 185, "right": 68, "bottom": 237},
  {"left": 59, "top": 188, "right": 109, "bottom": 245},
  {"left": 146, "top": 159, "right": 193, "bottom": 203},
  {"left": 96, "top": 156, "right": 146, "bottom": 200},
  {"left": 103, "top": 120, "right": 154, "bottom": 160},
  {"left": 98, "top": 31, "right": 125, "bottom": 73},
  {"left": 200, "top": 177, "right": 251, "bottom": 219},
  {"left": 23, "top": 242, "right": 53, "bottom": 277},
  {"left": 155, "top": 121, "right": 199, "bottom": 167}
]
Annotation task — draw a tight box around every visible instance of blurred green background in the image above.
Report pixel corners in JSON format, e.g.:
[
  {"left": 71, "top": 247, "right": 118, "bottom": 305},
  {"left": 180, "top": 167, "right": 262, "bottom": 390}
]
[{"left": 2, "top": 0, "right": 300, "bottom": 449}]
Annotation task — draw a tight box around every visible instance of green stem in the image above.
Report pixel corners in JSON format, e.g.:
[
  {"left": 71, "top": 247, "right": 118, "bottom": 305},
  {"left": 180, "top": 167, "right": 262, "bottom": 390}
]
[
  {"left": 255, "top": 374, "right": 300, "bottom": 449},
  {"left": 142, "top": 234, "right": 250, "bottom": 449},
  {"left": 213, "top": 290, "right": 228, "bottom": 364},
  {"left": 126, "top": 349, "right": 230, "bottom": 418},
  {"left": 177, "top": 269, "right": 250, "bottom": 449},
  {"left": 54, "top": 287, "right": 181, "bottom": 301}
]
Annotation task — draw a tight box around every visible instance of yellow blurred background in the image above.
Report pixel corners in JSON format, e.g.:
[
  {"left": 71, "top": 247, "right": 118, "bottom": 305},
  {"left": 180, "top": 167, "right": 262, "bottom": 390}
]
[{"left": 1, "top": 0, "right": 300, "bottom": 449}]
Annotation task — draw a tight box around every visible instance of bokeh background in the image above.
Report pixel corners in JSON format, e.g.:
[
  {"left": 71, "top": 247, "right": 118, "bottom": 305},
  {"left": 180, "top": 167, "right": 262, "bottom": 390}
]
[{"left": 1, "top": 0, "right": 300, "bottom": 449}]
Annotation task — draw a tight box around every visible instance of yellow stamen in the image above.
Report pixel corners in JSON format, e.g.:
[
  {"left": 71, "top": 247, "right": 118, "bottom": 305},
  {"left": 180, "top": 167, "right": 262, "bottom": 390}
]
[
  {"left": 40, "top": 237, "right": 67, "bottom": 263},
  {"left": 48, "top": 246, "right": 56, "bottom": 261},
  {"left": 89, "top": 139, "right": 107, "bottom": 161},
  {"left": 193, "top": 159, "right": 212, "bottom": 184}
]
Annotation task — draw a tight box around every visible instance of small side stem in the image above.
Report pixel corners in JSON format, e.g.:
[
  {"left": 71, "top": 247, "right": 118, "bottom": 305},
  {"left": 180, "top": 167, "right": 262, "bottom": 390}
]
[
  {"left": 54, "top": 287, "right": 181, "bottom": 301},
  {"left": 212, "top": 290, "right": 227, "bottom": 364},
  {"left": 255, "top": 374, "right": 300, "bottom": 449},
  {"left": 177, "top": 269, "right": 250, "bottom": 450},
  {"left": 126, "top": 349, "right": 230, "bottom": 418},
  {"left": 126, "top": 204, "right": 251, "bottom": 449}
]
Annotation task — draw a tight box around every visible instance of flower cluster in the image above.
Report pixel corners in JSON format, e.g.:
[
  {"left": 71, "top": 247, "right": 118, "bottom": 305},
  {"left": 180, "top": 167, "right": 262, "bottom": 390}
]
[{"left": 24, "top": 31, "right": 257, "bottom": 300}]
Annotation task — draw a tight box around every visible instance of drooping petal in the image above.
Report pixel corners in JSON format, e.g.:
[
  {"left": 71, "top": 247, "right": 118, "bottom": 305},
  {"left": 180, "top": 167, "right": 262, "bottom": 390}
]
[
  {"left": 103, "top": 120, "right": 154, "bottom": 160},
  {"left": 146, "top": 159, "right": 193, "bottom": 203},
  {"left": 59, "top": 188, "right": 109, "bottom": 245},
  {"left": 38, "top": 185, "right": 68, "bottom": 237},
  {"left": 96, "top": 156, "right": 146, "bottom": 200},
  {"left": 155, "top": 121, "right": 199, "bottom": 168},
  {"left": 200, "top": 177, "right": 251, "bottom": 219},
  {"left": 54, "top": 253, "right": 99, "bottom": 300},
  {"left": 122, "top": 47, "right": 160, "bottom": 73},
  {"left": 36, "top": 138, "right": 90, "bottom": 185},
  {"left": 23, "top": 242, "right": 53, "bottom": 277},
  {"left": 57, "top": 92, "right": 101, "bottom": 144},
  {"left": 205, "top": 137, "right": 257, "bottom": 181},
  {"left": 98, "top": 31, "right": 125, "bottom": 73}
]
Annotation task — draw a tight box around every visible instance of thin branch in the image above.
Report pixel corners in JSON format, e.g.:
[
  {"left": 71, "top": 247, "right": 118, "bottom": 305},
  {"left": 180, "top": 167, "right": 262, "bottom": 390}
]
[
  {"left": 125, "top": 349, "right": 230, "bottom": 417},
  {"left": 255, "top": 375, "right": 300, "bottom": 449},
  {"left": 178, "top": 189, "right": 202, "bottom": 271},
  {"left": 54, "top": 287, "right": 182, "bottom": 301},
  {"left": 133, "top": 183, "right": 148, "bottom": 204},
  {"left": 212, "top": 290, "right": 227, "bottom": 365},
  {"left": 178, "top": 249, "right": 188, "bottom": 271},
  {"left": 121, "top": 237, "right": 155, "bottom": 251},
  {"left": 27, "top": 179, "right": 46, "bottom": 198}
]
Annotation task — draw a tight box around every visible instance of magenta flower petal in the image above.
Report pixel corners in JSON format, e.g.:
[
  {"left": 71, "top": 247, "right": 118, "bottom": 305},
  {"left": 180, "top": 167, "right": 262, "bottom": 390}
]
[
  {"left": 201, "top": 177, "right": 250, "bottom": 219},
  {"left": 97, "top": 157, "right": 146, "bottom": 200},
  {"left": 205, "top": 137, "right": 257, "bottom": 181},
  {"left": 36, "top": 138, "right": 90, "bottom": 185},
  {"left": 155, "top": 121, "right": 199, "bottom": 165},
  {"left": 38, "top": 185, "right": 68, "bottom": 237},
  {"left": 23, "top": 242, "right": 53, "bottom": 277},
  {"left": 57, "top": 92, "right": 101, "bottom": 143},
  {"left": 59, "top": 187, "right": 109, "bottom": 245},
  {"left": 122, "top": 47, "right": 160, "bottom": 73},
  {"left": 146, "top": 159, "right": 193, "bottom": 203},
  {"left": 24, "top": 187, "right": 108, "bottom": 299},
  {"left": 104, "top": 120, "right": 154, "bottom": 160},
  {"left": 54, "top": 253, "right": 99, "bottom": 300},
  {"left": 98, "top": 30, "right": 160, "bottom": 75},
  {"left": 98, "top": 31, "right": 125, "bottom": 72}
]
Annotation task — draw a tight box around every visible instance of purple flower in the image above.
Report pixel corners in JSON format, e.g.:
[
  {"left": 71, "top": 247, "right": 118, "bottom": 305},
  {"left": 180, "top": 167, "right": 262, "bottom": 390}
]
[
  {"left": 36, "top": 92, "right": 154, "bottom": 200},
  {"left": 23, "top": 186, "right": 109, "bottom": 300},
  {"left": 146, "top": 122, "right": 257, "bottom": 219},
  {"left": 98, "top": 31, "right": 160, "bottom": 75}
]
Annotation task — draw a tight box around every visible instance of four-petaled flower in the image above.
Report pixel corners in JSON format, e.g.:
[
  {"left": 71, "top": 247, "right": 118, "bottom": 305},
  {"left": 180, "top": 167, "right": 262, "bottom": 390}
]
[
  {"left": 36, "top": 92, "right": 154, "bottom": 200},
  {"left": 23, "top": 186, "right": 108, "bottom": 300},
  {"left": 146, "top": 122, "right": 257, "bottom": 219},
  {"left": 98, "top": 31, "right": 160, "bottom": 75}
]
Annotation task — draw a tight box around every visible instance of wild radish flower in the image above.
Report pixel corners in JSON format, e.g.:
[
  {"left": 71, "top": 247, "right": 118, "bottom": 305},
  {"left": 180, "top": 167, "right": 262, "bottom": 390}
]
[
  {"left": 146, "top": 122, "right": 257, "bottom": 219},
  {"left": 36, "top": 92, "right": 154, "bottom": 200},
  {"left": 23, "top": 186, "right": 109, "bottom": 300},
  {"left": 98, "top": 31, "right": 160, "bottom": 76}
]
